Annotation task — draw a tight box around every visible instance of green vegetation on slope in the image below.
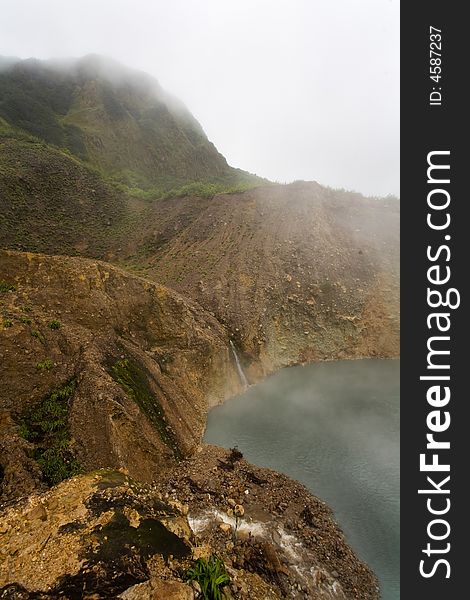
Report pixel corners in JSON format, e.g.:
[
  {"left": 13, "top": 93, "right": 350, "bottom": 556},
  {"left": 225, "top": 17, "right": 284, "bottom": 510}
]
[
  {"left": 110, "top": 358, "right": 182, "bottom": 460},
  {"left": 19, "top": 379, "right": 82, "bottom": 485},
  {"left": 186, "top": 556, "right": 230, "bottom": 600},
  {"left": 0, "top": 55, "right": 268, "bottom": 261},
  {"left": 0, "top": 56, "right": 264, "bottom": 194},
  {"left": 0, "top": 129, "right": 266, "bottom": 260},
  {"left": 0, "top": 63, "right": 87, "bottom": 158},
  {"left": 0, "top": 281, "right": 16, "bottom": 292},
  {"left": 0, "top": 132, "right": 141, "bottom": 257}
]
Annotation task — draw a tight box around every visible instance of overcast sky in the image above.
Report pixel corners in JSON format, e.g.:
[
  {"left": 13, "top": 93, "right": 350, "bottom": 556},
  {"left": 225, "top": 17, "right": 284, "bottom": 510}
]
[{"left": 1, "top": 0, "right": 399, "bottom": 197}]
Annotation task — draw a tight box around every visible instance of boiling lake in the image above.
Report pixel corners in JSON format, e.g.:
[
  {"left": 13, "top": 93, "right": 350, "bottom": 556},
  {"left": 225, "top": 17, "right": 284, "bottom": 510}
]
[{"left": 204, "top": 359, "right": 400, "bottom": 600}]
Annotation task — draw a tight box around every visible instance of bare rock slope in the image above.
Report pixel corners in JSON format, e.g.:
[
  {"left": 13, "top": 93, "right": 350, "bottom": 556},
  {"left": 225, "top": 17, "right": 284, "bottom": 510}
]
[
  {"left": 135, "top": 182, "right": 399, "bottom": 378},
  {"left": 0, "top": 56, "right": 398, "bottom": 599},
  {"left": 0, "top": 250, "right": 241, "bottom": 502}
]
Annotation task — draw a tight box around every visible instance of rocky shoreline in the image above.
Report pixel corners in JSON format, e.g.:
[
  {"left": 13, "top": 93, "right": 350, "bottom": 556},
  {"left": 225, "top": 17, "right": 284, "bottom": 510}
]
[{"left": 0, "top": 447, "right": 379, "bottom": 600}]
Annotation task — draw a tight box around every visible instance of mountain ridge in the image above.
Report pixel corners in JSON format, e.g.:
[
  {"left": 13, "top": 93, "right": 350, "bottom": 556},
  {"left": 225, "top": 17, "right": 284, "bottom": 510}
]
[
  {"left": 0, "top": 54, "right": 399, "bottom": 382},
  {"left": 0, "top": 54, "right": 263, "bottom": 194}
]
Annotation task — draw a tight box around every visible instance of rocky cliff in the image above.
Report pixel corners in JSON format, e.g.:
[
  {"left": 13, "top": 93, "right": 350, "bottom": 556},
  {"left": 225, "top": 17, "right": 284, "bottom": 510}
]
[
  {"left": 133, "top": 182, "right": 399, "bottom": 378},
  {"left": 0, "top": 250, "right": 241, "bottom": 502},
  {"left": 0, "top": 56, "right": 399, "bottom": 379}
]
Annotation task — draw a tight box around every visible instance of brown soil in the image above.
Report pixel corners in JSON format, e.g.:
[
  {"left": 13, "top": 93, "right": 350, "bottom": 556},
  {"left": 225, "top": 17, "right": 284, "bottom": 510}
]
[
  {"left": 1, "top": 181, "right": 398, "bottom": 599},
  {"left": 0, "top": 250, "right": 242, "bottom": 503},
  {"left": 129, "top": 182, "right": 399, "bottom": 378},
  {"left": 161, "top": 445, "right": 379, "bottom": 600}
]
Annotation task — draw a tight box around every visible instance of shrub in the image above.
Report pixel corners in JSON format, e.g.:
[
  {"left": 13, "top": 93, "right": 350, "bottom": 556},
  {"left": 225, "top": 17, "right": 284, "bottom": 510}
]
[
  {"left": 35, "top": 446, "right": 82, "bottom": 486},
  {"left": 20, "top": 379, "right": 76, "bottom": 440},
  {"left": 20, "top": 316, "right": 32, "bottom": 324},
  {"left": 31, "top": 330, "right": 46, "bottom": 343},
  {"left": 48, "top": 320, "right": 60, "bottom": 330},
  {"left": 3, "top": 318, "right": 13, "bottom": 328},
  {"left": 186, "top": 556, "right": 230, "bottom": 600},
  {"left": 19, "top": 379, "right": 81, "bottom": 485}
]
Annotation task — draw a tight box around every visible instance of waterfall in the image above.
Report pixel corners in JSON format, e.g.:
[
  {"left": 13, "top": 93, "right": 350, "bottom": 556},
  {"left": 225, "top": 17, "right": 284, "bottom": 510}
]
[{"left": 229, "top": 340, "right": 248, "bottom": 387}]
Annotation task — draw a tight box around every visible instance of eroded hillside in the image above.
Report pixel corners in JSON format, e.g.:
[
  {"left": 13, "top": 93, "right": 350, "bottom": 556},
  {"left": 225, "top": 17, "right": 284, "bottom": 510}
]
[
  {"left": 124, "top": 182, "right": 400, "bottom": 377},
  {"left": 0, "top": 250, "right": 242, "bottom": 502},
  {"left": 0, "top": 251, "right": 381, "bottom": 599},
  {"left": 0, "top": 147, "right": 399, "bottom": 379},
  {"left": 0, "top": 56, "right": 399, "bottom": 380}
]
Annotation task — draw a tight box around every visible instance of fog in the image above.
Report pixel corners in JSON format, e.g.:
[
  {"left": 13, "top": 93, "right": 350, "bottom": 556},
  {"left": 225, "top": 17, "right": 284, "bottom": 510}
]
[
  {"left": 205, "top": 359, "right": 400, "bottom": 599},
  {"left": 1, "top": 0, "right": 399, "bottom": 197}
]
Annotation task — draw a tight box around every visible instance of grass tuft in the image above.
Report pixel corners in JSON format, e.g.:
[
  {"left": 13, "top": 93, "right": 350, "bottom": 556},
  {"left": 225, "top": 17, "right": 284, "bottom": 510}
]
[
  {"left": 36, "top": 358, "right": 54, "bottom": 371},
  {"left": 186, "top": 556, "right": 230, "bottom": 600},
  {"left": 31, "top": 330, "right": 46, "bottom": 344}
]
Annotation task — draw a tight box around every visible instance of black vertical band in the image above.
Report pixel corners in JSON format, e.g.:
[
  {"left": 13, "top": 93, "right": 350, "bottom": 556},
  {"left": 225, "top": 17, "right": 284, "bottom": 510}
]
[{"left": 401, "top": 3, "right": 466, "bottom": 597}]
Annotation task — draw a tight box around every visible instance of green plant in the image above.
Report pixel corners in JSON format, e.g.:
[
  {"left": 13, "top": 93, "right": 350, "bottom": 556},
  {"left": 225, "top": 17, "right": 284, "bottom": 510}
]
[
  {"left": 36, "top": 358, "right": 54, "bottom": 371},
  {"left": 20, "top": 379, "right": 76, "bottom": 440},
  {"left": 186, "top": 556, "right": 230, "bottom": 600},
  {"left": 0, "top": 281, "right": 16, "bottom": 292},
  {"left": 20, "top": 315, "right": 32, "bottom": 324},
  {"left": 160, "top": 179, "right": 259, "bottom": 201},
  {"left": 21, "top": 305, "right": 33, "bottom": 312},
  {"left": 19, "top": 379, "right": 81, "bottom": 485},
  {"left": 3, "top": 318, "right": 13, "bottom": 328},
  {"left": 35, "top": 446, "right": 82, "bottom": 486},
  {"left": 48, "top": 319, "right": 60, "bottom": 330}
]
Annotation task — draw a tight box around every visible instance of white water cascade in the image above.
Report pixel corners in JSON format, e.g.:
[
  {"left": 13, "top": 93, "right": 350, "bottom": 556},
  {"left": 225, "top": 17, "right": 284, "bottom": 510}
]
[{"left": 229, "top": 340, "right": 248, "bottom": 387}]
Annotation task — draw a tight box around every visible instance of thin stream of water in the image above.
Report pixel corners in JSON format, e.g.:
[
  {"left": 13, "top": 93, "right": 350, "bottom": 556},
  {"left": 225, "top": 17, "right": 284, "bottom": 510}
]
[{"left": 229, "top": 339, "right": 248, "bottom": 387}]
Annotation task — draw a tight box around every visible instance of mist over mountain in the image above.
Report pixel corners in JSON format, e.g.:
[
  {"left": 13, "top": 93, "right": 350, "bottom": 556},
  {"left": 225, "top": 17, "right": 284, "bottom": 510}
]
[
  {"left": 0, "top": 54, "right": 397, "bottom": 600},
  {"left": 0, "top": 54, "right": 399, "bottom": 370},
  {"left": 0, "top": 56, "right": 20, "bottom": 71},
  {"left": 0, "top": 55, "right": 259, "bottom": 193}
]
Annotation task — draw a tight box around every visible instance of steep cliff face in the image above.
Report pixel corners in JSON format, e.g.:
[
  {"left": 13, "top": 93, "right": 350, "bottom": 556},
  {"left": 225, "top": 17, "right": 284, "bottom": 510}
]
[
  {"left": 0, "top": 55, "right": 398, "bottom": 599},
  {"left": 0, "top": 151, "right": 399, "bottom": 380},
  {"left": 0, "top": 56, "right": 399, "bottom": 380},
  {"left": 0, "top": 251, "right": 381, "bottom": 599},
  {"left": 0, "top": 250, "right": 242, "bottom": 502}
]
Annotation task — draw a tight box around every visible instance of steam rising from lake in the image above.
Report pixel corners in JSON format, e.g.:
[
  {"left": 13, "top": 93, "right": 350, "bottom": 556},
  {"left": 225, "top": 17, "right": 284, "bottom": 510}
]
[{"left": 205, "top": 359, "right": 400, "bottom": 600}]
